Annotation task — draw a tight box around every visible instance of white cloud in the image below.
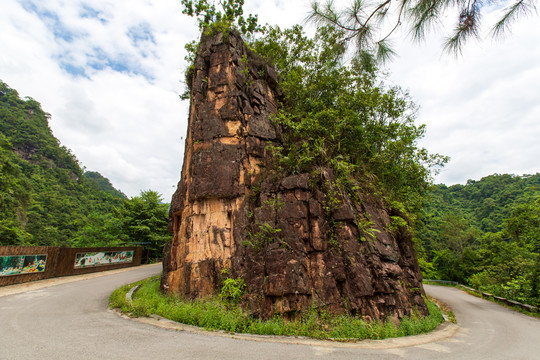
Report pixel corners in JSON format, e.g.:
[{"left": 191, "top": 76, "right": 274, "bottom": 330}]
[
  {"left": 1, "top": 0, "right": 539, "bottom": 204},
  {"left": 388, "top": 8, "right": 540, "bottom": 184},
  {"left": 1, "top": 0, "right": 191, "bottom": 199}
]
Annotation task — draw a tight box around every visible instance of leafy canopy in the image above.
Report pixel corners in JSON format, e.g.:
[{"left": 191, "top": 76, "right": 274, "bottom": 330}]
[
  {"left": 72, "top": 190, "right": 170, "bottom": 259},
  {"left": 181, "top": 0, "right": 262, "bottom": 35},
  {"left": 253, "top": 25, "right": 448, "bottom": 214},
  {"left": 180, "top": 1, "right": 448, "bottom": 215},
  {"left": 115, "top": 190, "right": 170, "bottom": 258},
  {"left": 0, "top": 133, "right": 31, "bottom": 243},
  {"left": 416, "top": 173, "right": 539, "bottom": 306}
]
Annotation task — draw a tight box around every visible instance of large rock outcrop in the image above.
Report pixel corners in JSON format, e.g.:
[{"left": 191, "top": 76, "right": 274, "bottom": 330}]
[{"left": 161, "top": 30, "right": 427, "bottom": 322}]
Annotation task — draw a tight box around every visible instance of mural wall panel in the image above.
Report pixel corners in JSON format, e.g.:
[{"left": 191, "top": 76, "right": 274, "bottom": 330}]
[
  {"left": 0, "top": 246, "right": 142, "bottom": 286},
  {"left": 0, "top": 254, "right": 47, "bottom": 276},
  {"left": 74, "top": 251, "right": 134, "bottom": 269}
]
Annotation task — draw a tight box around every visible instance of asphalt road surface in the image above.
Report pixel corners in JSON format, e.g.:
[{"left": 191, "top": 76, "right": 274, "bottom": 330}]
[{"left": 1, "top": 264, "right": 538, "bottom": 359}]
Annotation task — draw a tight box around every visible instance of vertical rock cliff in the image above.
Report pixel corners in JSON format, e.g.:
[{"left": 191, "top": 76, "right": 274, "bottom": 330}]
[{"left": 162, "top": 30, "right": 428, "bottom": 322}]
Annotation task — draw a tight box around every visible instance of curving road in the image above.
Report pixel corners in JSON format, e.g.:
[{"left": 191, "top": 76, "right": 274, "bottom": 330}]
[{"left": 0, "top": 264, "right": 538, "bottom": 360}]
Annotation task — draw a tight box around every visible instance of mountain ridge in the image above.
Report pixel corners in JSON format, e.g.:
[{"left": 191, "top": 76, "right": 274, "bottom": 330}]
[{"left": 0, "top": 80, "right": 126, "bottom": 246}]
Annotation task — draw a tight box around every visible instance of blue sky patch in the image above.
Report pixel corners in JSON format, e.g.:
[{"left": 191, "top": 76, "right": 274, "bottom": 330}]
[
  {"left": 79, "top": 4, "right": 107, "bottom": 24},
  {"left": 19, "top": 1, "right": 154, "bottom": 81},
  {"left": 86, "top": 47, "right": 154, "bottom": 81},
  {"left": 59, "top": 62, "right": 88, "bottom": 78},
  {"left": 107, "top": 58, "right": 130, "bottom": 73},
  {"left": 20, "top": 0, "right": 81, "bottom": 42},
  {"left": 127, "top": 23, "right": 156, "bottom": 45}
]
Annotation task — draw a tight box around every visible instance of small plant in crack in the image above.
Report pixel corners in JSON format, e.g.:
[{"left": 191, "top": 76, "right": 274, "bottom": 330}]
[
  {"left": 265, "top": 197, "right": 284, "bottom": 213},
  {"left": 243, "top": 222, "right": 282, "bottom": 250}
]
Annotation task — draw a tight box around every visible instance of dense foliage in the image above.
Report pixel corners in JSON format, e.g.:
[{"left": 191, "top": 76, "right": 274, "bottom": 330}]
[
  {"left": 251, "top": 25, "right": 447, "bottom": 215},
  {"left": 114, "top": 190, "right": 170, "bottom": 258},
  {"left": 73, "top": 190, "right": 170, "bottom": 259},
  {"left": 0, "top": 132, "right": 30, "bottom": 242},
  {"left": 182, "top": 1, "right": 447, "bottom": 218},
  {"left": 416, "top": 173, "right": 540, "bottom": 306},
  {"left": 0, "top": 81, "right": 168, "bottom": 258},
  {"left": 0, "top": 81, "right": 121, "bottom": 246}
]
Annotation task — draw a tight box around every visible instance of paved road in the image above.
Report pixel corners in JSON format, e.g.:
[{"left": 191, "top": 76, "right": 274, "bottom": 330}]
[{"left": 1, "top": 265, "right": 538, "bottom": 359}]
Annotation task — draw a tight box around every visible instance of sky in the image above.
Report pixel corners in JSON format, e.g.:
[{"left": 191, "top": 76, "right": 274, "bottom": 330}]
[{"left": 1, "top": 0, "right": 539, "bottom": 200}]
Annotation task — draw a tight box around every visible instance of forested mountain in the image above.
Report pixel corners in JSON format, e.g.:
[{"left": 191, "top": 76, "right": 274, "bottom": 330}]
[
  {"left": 0, "top": 81, "right": 170, "bottom": 258},
  {"left": 416, "top": 173, "right": 540, "bottom": 306},
  {"left": 0, "top": 80, "right": 127, "bottom": 246},
  {"left": 83, "top": 171, "right": 127, "bottom": 199}
]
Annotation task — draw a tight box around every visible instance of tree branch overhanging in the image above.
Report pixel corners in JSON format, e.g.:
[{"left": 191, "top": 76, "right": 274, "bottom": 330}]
[{"left": 307, "top": 0, "right": 538, "bottom": 61}]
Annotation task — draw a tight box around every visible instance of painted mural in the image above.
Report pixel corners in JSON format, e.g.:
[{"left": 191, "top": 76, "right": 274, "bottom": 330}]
[
  {"left": 0, "top": 255, "right": 47, "bottom": 276},
  {"left": 74, "top": 251, "right": 134, "bottom": 269}
]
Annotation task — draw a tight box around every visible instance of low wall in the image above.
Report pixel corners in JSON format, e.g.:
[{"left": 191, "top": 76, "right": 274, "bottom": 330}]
[
  {"left": 0, "top": 246, "right": 142, "bottom": 287},
  {"left": 0, "top": 246, "right": 58, "bottom": 285}
]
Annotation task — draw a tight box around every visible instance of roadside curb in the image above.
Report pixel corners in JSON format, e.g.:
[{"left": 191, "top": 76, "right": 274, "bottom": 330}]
[
  {"left": 126, "top": 284, "right": 140, "bottom": 303},
  {"left": 113, "top": 309, "right": 459, "bottom": 349}
]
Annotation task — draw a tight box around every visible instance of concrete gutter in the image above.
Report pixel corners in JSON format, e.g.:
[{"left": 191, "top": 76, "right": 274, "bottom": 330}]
[{"left": 125, "top": 284, "right": 140, "bottom": 303}]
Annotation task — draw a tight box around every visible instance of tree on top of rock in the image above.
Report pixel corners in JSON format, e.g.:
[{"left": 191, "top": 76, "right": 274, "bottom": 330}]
[{"left": 181, "top": 0, "right": 262, "bottom": 35}]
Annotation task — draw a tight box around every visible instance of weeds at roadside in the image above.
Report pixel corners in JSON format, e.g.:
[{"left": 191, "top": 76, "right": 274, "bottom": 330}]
[
  {"left": 428, "top": 295, "right": 457, "bottom": 323},
  {"left": 110, "top": 277, "right": 447, "bottom": 340}
]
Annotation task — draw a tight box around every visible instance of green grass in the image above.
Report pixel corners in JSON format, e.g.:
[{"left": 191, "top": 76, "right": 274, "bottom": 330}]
[{"left": 110, "top": 277, "right": 446, "bottom": 340}]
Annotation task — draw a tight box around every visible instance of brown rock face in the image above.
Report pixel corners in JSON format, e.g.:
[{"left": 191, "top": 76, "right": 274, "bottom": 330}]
[{"left": 162, "top": 30, "right": 427, "bottom": 322}]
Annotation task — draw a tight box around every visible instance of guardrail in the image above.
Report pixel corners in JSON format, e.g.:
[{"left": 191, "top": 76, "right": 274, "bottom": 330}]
[{"left": 424, "top": 279, "right": 539, "bottom": 313}]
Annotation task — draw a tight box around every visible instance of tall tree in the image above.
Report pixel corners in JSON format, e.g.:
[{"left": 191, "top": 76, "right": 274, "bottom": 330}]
[{"left": 116, "top": 190, "right": 170, "bottom": 259}]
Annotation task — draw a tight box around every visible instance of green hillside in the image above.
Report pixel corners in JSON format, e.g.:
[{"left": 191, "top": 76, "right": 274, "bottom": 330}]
[
  {"left": 0, "top": 81, "right": 126, "bottom": 246},
  {"left": 416, "top": 173, "right": 540, "bottom": 306},
  {"left": 83, "top": 171, "right": 127, "bottom": 199}
]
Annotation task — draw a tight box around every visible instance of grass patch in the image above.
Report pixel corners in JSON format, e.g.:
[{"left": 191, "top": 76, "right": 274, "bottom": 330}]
[{"left": 111, "top": 276, "right": 447, "bottom": 340}]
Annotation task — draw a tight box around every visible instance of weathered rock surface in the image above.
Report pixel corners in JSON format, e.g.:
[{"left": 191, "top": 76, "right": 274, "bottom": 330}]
[{"left": 162, "top": 30, "right": 427, "bottom": 322}]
